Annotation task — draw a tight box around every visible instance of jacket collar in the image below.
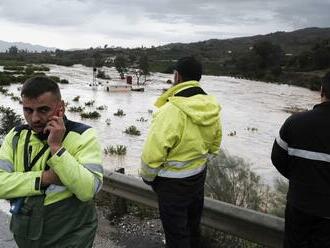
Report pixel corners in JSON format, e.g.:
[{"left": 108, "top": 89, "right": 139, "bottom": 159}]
[
  {"left": 313, "top": 101, "right": 330, "bottom": 110},
  {"left": 154, "top": 81, "right": 200, "bottom": 108}
]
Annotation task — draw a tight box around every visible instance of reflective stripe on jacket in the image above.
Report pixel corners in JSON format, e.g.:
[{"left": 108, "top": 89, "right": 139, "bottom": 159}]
[
  {"left": 0, "top": 118, "right": 103, "bottom": 205},
  {"left": 139, "top": 80, "right": 222, "bottom": 182}
]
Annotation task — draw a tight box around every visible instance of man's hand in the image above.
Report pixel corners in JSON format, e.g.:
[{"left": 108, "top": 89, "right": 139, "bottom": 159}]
[
  {"left": 44, "top": 108, "right": 66, "bottom": 155},
  {"left": 41, "top": 169, "right": 63, "bottom": 186}
]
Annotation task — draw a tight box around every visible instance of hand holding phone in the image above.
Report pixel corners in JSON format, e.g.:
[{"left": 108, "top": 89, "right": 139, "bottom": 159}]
[{"left": 44, "top": 103, "right": 66, "bottom": 154}]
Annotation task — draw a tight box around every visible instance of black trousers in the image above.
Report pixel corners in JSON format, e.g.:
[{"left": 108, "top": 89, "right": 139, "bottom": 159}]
[
  {"left": 284, "top": 203, "right": 330, "bottom": 248},
  {"left": 152, "top": 170, "right": 206, "bottom": 248}
]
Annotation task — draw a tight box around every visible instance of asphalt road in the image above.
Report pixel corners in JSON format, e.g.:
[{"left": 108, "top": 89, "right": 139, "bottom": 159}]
[
  {"left": 0, "top": 203, "right": 16, "bottom": 248},
  {"left": 0, "top": 200, "right": 122, "bottom": 248}
]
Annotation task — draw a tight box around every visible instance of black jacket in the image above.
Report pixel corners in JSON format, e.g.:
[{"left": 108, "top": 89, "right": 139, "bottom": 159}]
[{"left": 271, "top": 101, "right": 330, "bottom": 217}]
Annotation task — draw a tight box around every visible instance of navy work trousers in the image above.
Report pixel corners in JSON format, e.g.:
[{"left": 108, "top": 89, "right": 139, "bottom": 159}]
[
  {"left": 152, "top": 170, "right": 206, "bottom": 248},
  {"left": 284, "top": 203, "right": 330, "bottom": 248}
]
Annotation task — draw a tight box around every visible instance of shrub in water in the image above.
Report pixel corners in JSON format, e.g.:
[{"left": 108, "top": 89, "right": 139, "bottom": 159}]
[
  {"left": 80, "top": 111, "right": 101, "bottom": 119},
  {"left": 124, "top": 125, "right": 141, "bottom": 136},
  {"left": 114, "top": 109, "right": 126, "bottom": 116}
]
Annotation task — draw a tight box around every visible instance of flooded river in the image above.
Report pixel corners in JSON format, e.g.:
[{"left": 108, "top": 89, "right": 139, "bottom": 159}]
[{"left": 0, "top": 64, "right": 319, "bottom": 185}]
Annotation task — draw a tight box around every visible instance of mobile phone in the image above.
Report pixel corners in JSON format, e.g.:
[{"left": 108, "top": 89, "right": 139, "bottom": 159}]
[{"left": 9, "top": 197, "right": 25, "bottom": 214}]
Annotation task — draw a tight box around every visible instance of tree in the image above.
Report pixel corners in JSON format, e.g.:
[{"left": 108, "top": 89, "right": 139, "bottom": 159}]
[
  {"left": 8, "top": 46, "right": 18, "bottom": 55},
  {"left": 138, "top": 55, "right": 150, "bottom": 84},
  {"left": 114, "top": 55, "right": 128, "bottom": 79},
  {"left": 203, "top": 151, "right": 286, "bottom": 247},
  {"left": 205, "top": 151, "right": 269, "bottom": 211},
  {"left": 253, "top": 41, "right": 284, "bottom": 69},
  {"left": 0, "top": 106, "right": 23, "bottom": 137}
]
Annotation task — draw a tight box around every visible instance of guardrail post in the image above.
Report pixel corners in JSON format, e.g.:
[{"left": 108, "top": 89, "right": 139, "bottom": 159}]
[{"left": 113, "top": 168, "right": 127, "bottom": 216}]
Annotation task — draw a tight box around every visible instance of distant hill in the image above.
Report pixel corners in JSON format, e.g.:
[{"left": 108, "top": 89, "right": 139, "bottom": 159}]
[
  {"left": 157, "top": 27, "right": 330, "bottom": 61},
  {"left": 0, "top": 40, "right": 57, "bottom": 52},
  {"left": 0, "top": 27, "right": 329, "bottom": 90}
]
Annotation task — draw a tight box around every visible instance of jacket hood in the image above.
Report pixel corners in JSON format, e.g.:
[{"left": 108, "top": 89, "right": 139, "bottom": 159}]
[
  {"left": 155, "top": 81, "right": 201, "bottom": 108},
  {"left": 169, "top": 94, "right": 221, "bottom": 126},
  {"left": 155, "top": 81, "right": 221, "bottom": 126}
]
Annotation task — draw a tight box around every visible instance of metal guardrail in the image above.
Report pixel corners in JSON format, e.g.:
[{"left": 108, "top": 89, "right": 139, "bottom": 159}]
[{"left": 102, "top": 171, "right": 284, "bottom": 248}]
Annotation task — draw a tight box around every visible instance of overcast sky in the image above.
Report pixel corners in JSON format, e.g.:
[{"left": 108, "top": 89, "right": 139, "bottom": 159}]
[{"left": 0, "top": 0, "right": 329, "bottom": 50}]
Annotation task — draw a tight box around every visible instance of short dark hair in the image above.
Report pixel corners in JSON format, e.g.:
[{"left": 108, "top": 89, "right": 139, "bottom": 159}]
[
  {"left": 321, "top": 72, "right": 330, "bottom": 99},
  {"left": 21, "top": 76, "right": 61, "bottom": 100},
  {"left": 174, "top": 56, "right": 202, "bottom": 82}
]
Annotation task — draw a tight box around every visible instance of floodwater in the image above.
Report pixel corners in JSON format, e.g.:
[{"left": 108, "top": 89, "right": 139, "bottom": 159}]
[{"left": 0, "top": 64, "right": 319, "bottom": 185}]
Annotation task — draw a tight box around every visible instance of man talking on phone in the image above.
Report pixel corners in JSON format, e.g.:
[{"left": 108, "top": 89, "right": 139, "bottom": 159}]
[{"left": 0, "top": 76, "right": 103, "bottom": 247}]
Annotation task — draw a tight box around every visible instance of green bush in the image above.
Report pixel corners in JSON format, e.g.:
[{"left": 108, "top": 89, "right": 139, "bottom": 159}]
[
  {"left": 10, "top": 96, "right": 21, "bottom": 102},
  {"left": 68, "top": 106, "right": 85, "bottom": 113},
  {"left": 136, "top": 117, "right": 148, "bottom": 122},
  {"left": 0, "top": 72, "right": 14, "bottom": 85},
  {"left": 72, "top": 96, "right": 80, "bottom": 102},
  {"left": 124, "top": 125, "right": 141, "bottom": 136},
  {"left": 84, "top": 100, "right": 95, "bottom": 106},
  {"left": 49, "top": 76, "right": 60, "bottom": 82},
  {"left": 60, "top": 79, "right": 69, "bottom": 84},
  {"left": 0, "top": 86, "right": 8, "bottom": 94},
  {"left": 3, "top": 65, "right": 24, "bottom": 71},
  {"left": 0, "top": 106, "right": 23, "bottom": 136},
  {"left": 96, "top": 105, "right": 107, "bottom": 110},
  {"left": 104, "top": 145, "right": 127, "bottom": 155},
  {"left": 114, "top": 109, "right": 126, "bottom": 116},
  {"left": 80, "top": 111, "right": 101, "bottom": 119}
]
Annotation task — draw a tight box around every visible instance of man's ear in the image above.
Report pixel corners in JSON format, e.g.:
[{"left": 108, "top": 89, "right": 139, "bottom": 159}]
[
  {"left": 321, "top": 86, "right": 325, "bottom": 98},
  {"left": 58, "top": 100, "right": 65, "bottom": 117},
  {"left": 174, "top": 71, "right": 182, "bottom": 85}
]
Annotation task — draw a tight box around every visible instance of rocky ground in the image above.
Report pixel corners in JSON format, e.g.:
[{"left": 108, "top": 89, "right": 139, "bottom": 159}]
[
  {"left": 96, "top": 206, "right": 165, "bottom": 248},
  {"left": 95, "top": 192, "right": 165, "bottom": 248}
]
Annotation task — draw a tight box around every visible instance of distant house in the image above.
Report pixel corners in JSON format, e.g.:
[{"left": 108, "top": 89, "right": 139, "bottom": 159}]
[{"left": 105, "top": 56, "right": 116, "bottom": 63}]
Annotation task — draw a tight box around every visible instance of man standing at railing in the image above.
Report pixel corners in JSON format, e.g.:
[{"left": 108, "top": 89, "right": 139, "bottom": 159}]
[
  {"left": 139, "top": 56, "right": 222, "bottom": 248},
  {"left": 271, "top": 72, "right": 330, "bottom": 247}
]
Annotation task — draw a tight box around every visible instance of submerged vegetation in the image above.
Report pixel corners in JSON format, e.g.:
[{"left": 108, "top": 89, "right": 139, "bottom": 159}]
[
  {"left": 80, "top": 111, "right": 101, "bottom": 119},
  {"left": 84, "top": 100, "right": 95, "bottom": 107},
  {"left": 104, "top": 145, "right": 127, "bottom": 156},
  {"left": 68, "top": 106, "right": 85, "bottom": 113},
  {"left": 72, "top": 95, "right": 80, "bottom": 102},
  {"left": 124, "top": 125, "right": 141, "bottom": 136},
  {"left": 96, "top": 105, "right": 108, "bottom": 111},
  {"left": 114, "top": 109, "right": 126, "bottom": 116},
  {"left": 0, "top": 64, "right": 66, "bottom": 86},
  {"left": 136, "top": 117, "right": 148, "bottom": 122}
]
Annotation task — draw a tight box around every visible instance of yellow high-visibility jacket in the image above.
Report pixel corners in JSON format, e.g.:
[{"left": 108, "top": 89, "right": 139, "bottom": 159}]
[
  {"left": 140, "top": 80, "right": 222, "bottom": 182},
  {"left": 0, "top": 118, "right": 103, "bottom": 205}
]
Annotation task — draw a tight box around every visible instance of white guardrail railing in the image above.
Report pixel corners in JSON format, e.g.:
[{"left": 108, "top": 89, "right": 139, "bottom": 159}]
[{"left": 102, "top": 171, "right": 284, "bottom": 248}]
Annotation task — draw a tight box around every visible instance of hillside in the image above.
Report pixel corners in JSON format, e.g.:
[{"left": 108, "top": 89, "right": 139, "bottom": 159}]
[
  {"left": 0, "top": 40, "right": 56, "bottom": 52},
  {"left": 157, "top": 27, "right": 330, "bottom": 60},
  {"left": 0, "top": 27, "right": 329, "bottom": 90}
]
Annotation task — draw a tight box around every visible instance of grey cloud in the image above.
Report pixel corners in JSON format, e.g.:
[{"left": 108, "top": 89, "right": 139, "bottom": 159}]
[
  {"left": 0, "top": 0, "right": 328, "bottom": 29},
  {"left": 0, "top": 0, "right": 328, "bottom": 48},
  {"left": 274, "top": 0, "right": 330, "bottom": 28}
]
